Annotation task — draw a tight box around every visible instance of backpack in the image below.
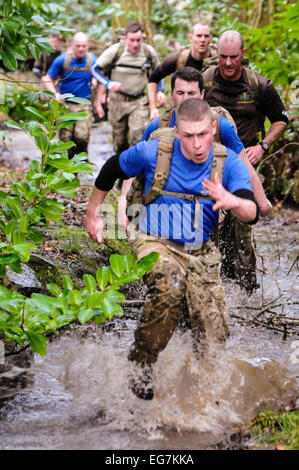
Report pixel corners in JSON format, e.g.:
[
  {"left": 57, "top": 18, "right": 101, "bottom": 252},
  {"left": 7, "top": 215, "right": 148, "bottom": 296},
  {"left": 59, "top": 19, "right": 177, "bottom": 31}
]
[
  {"left": 176, "top": 44, "right": 218, "bottom": 70},
  {"left": 126, "top": 127, "right": 227, "bottom": 214},
  {"left": 61, "top": 51, "right": 93, "bottom": 74},
  {"left": 102, "top": 41, "right": 153, "bottom": 78}
]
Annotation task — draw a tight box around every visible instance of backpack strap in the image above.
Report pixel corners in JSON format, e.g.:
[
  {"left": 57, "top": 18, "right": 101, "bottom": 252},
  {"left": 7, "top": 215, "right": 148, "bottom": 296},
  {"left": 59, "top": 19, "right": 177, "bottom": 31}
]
[
  {"left": 210, "top": 142, "right": 227, "bottom": 183},
  {"left": 176, "top": 47, "right": 191, "bottom": 70},
  {"left": 211, "top": 108, "right": 221, "bottom": 143},
  {"left": 61, "top": 52, "right": 93, "bottom": 74},
  {"left": 158, "top": 109, "right": 175, "bottom": 128},
  {"left": 144, "top": 128, "right": 176, "bottom": 205},
  {"left": 203, "top": 65, "right": 217, "bottom": 95}
]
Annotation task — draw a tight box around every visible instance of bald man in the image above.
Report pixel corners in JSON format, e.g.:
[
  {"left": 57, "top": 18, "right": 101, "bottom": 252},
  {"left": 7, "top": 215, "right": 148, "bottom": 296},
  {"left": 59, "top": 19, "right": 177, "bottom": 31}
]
[{"left": 42, "top": 32, "right": 98, "bottom": 159}]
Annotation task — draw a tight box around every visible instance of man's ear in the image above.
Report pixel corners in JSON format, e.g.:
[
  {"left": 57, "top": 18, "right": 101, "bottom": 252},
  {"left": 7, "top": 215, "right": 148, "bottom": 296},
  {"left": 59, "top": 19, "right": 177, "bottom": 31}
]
[
  {"left": 212, "top": 119, "right": 217, "bottom": 136},
  {"left": 187, "top": 32, "right": 193, "bottom": 44},
  {"left": 174, "top": 125, "right": 180, "bottom": 139},
  {"left": 200, "top": 89, "right": 205, "bottom": 99}
]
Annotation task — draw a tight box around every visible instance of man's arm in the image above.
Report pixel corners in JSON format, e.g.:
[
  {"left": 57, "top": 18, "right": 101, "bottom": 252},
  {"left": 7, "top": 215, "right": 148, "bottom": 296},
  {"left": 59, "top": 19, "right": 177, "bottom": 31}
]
[
  {"left": 203, "top": 172, "right": 257, "bottom": 223},
  {"left": 245, "top": 121, "right": 288, "bottom": 165},
  {"left": 41, "top": 74, "right": 61, "bottom": 101},
  {"left": 85, "top": 187, "right": 108, "bottom": 243},
  {"left": 238, "top": 148, "right": 272, "bottom": 216}
]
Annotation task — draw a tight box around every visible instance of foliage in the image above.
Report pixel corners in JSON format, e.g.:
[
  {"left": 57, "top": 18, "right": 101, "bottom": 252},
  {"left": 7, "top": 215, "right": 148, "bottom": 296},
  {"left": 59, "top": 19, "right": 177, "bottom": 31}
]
[
  {"left": 0, "top": 0, "right": 72, "bottom": 71},
  {"left": 0, "top": 82, "right": 47, "bottom": 122},
  {"left": 0, "top": 251, "right": 159, "bottom": 356},
  {"left": 243, "top": 1, "right": 299, "bottom": 103},
  {"left": 249, "top": 406, "right": 299, "bottom": 450},
  {"left": 0, "top": 92, "right": 92, "bottom": 279}
]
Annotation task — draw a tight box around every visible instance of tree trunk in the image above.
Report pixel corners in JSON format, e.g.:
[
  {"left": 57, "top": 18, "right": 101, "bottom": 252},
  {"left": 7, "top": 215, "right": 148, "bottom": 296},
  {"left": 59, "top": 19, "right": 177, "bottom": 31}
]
[{"left": 111, "top": 0, "right": 152, "bottom": 44}]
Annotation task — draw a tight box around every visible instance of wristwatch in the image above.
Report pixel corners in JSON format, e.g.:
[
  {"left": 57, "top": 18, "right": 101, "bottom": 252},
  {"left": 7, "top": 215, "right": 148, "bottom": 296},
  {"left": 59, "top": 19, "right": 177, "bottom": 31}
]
[{"left": 259, "top": 141, "right": 269, "bottom": 153}]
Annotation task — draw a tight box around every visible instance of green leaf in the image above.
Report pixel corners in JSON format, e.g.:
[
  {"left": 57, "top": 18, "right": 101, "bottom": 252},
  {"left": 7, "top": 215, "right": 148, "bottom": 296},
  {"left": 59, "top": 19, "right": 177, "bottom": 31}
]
[
  {"left": 83, "top": 274, "right": 97, "bottom": 293},
  {"left": 101, "top": 299, "right": 123, "bottom": 319},
  {"left": 96, "top": 267, "right": 109, "bottom": 290},
  {"left": 28, "top": 228, "right": 43, "bottom": 244},
  {"left": 26, "top": 331, "right": 48, "bottom": 357},
  {"left": 5, "top": 120, "right": 24, "bottom": 131},
  {"left": 38, "top": 200, "right": 64, "bottom": 221},
  {"left": 25, "top": 106, "right": 46, "bottom": 122},
  {"left": 49, "top": 141, "right": 75, "bottom": 153},
  {"left": 0, "top": 253, "right": 20, "bottom": 265},
  {"left": 46, "top": 283, "right": 62, "bottom": 297},
  {"left": 57, "top": 112, "right": 88, "bottom": 122},
  {"left": 66, "top": 97, "right": 90, "bottom": 104},
  {"left": 137, "top": 252, "right": 160, "bottom": 273},
  {"left": 62, "top": 275, "right": 73, "bottom": 291},
  {"left": 13, "top": 243, "right": 37, "bottom": 262},
  {"left": 6, "top": 196, "right": 24, "bottom": 218},
  {"left": 78, "top": 308, "right": 95, "bottom": 324},
  {"left": 2, "top": 49, "right": 17, "bottom": 71},
  {"left": 109, "top": 253, "right": 125, "bottom": 277}
]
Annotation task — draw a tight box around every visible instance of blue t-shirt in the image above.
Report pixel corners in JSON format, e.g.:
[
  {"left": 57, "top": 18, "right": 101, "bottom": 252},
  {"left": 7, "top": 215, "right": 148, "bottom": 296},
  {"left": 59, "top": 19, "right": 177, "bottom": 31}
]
[
  {"left": 119, "top": 138, "right": 252, "bottom": 246},
  {"left": 142, "top": 109, "right": 244, "bottom": 155},
  {"left": 47, "top": 53, "right": 97, "bottom": 98}
]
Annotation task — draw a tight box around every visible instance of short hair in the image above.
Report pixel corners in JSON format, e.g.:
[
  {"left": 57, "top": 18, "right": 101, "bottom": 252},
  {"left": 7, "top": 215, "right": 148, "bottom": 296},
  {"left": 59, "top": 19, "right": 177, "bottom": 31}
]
[
  {"left": 125, "top": 22, "right": 143, "bottom": 35},
  {"left": 218, "top": 30, "right": 244, "bottom": 51},
  {"left": 171, "top": 67, "right": 204, "bottom": 92},
  {"left": 176, "top": 98, "right": 213, "bottom": 127}
]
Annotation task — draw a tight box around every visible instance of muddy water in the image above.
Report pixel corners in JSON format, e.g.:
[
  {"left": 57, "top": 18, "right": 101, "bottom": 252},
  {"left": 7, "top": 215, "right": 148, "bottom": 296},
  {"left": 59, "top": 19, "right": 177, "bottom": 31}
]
[{"left": 0, "top": 126, "right": 298, "bottom": 450}]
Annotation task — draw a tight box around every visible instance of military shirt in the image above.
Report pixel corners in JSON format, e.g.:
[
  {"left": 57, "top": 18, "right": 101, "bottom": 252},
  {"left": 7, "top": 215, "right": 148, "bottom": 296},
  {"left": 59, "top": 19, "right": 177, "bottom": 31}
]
[
  {"left": 203, "top": 67, "right": 289, "bottom": 147},
  {"left": 95, "top": 42, "right": 160, "bottom": 96}
]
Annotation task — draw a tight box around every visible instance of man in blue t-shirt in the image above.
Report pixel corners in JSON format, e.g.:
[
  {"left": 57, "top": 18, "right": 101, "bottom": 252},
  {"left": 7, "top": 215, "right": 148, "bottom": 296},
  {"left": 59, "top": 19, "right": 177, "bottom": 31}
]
[
  {"left": 85, "top": 98, "right": 259, "bottom": 400},
  {"left": 42, "top": 32, "right": 97, "bottom": 159}
]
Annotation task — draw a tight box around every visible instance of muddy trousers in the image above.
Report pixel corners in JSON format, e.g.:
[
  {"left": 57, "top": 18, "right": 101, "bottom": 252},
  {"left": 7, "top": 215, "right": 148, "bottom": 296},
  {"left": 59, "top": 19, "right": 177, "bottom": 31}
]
[
  {"left": 108, "top": 94, "right": 149, "bottom": 154},
  {"left": 218, "top": 211, "right": 257, "bottom": 292},
  {"left": 128, "top": 236, "right": 230, "bottom": 366},
  {"left": 59, "top": 102, "right": 92, "bottom": 159}
]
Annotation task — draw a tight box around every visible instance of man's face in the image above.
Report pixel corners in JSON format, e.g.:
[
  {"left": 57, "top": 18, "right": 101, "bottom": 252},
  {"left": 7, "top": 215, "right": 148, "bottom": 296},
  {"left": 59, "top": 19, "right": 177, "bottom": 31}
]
[
  {"left": 125, "top": 30, "right": 143, "bottom": 54},
  {"left": 171, "top": 79, "right": 204, "bottom": 108},
  {"left": 175, "top": 117, "right": 216, "bottom": 164},
  {"left": 72, "top": 37, "right": 88, "bottom": 59},
  {"left": 218, "top": 38, "right": 245, "bottom": 81},
  {"left": 49, "top": 36, "right": 60, "bottom": 51},
  {"left": 188, "top": 24, "right": 211, "bottom": 55}
]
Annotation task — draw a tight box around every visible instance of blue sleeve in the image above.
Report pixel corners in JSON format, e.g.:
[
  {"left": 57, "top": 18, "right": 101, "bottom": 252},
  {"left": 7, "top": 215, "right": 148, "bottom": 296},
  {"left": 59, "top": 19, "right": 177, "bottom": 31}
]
[
  {"left": 141, "top": 117, "right": 160, "bottom": 141},
  {"left": 219, "top": 115, "right": 244, "bottom": 154},
  {"left": 47, "top": 54, "right": 65, "bottom": 79},
  {"left": 222, "top": 149, "right": 252, "bottom": 194},
  {"left": 119, "top": 141, "right": 148, "bottom": 176},
  {"left": 91, "top": 63, "right": 111, "bottom": 87}
]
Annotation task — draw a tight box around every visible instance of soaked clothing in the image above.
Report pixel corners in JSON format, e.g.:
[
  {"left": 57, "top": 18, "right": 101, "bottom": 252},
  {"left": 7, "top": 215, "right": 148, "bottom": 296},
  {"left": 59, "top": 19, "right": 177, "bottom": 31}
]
[
  {"left": 128, "top": 236, "right": 229, "bottom": 365},
  {"left": 96, "top": 138, "right": 257, "bottom": 368},
  {"left": 141, "top": 108, "right": 244, "bottom": 155},
  {"left": 203, "top": 66, "right": 289, "bottom": 147},
  {"left": 118, "top": 138, "right": 253, "bottom": 245},
  {"left": 59, "top": 101, "right": 92, "bottom": 159}
]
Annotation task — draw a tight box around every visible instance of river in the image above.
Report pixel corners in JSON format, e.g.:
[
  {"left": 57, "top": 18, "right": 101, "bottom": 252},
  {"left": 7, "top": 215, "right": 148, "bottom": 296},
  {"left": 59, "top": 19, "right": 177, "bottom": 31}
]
[{"left": 0, "top": 125, "right": 298, "bottom": 450}]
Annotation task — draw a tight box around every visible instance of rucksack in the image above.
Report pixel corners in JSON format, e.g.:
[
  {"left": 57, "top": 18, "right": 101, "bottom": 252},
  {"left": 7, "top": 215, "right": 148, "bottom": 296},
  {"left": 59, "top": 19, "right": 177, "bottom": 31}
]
[
  {"left": 102, "top": 41, "right": 153, "bottom": 78},
  {"left": 176, "top": 44, "right": 218, "bottom": 70},
  {"left": 61, "top": 51, "right": 93, "bottom": 74},
  {"left": 126, "top": 127, "right": 227, "bottom": 212}
]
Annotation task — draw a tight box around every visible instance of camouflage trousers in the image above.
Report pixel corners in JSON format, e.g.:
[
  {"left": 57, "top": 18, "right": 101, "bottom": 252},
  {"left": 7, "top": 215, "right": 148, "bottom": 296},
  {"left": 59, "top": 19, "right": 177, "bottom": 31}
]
[
  {"left": 59, "top": 102, "right": 93, "bottom": 159},
  {"left": 128, "top": 235, "right": 230, "bottom": 366},
  {"left": 108, "top": 93, "right": 149, "bottom": 154},
  {"left": 218, "top": 211, "right": 257, "bottom": 293}
]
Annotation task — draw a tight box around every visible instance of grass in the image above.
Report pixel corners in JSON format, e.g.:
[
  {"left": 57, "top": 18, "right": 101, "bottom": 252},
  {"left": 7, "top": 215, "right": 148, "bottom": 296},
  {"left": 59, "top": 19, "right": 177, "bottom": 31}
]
[{"left": 248, "top": 406, "right": 299, "bottom": 450}]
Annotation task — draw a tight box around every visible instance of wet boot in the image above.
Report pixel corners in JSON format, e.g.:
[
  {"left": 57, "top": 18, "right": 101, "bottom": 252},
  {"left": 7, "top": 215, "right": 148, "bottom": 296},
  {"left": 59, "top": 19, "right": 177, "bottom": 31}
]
[{"left": 128, "top": 361, "right": 154, "bottom": 401}]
